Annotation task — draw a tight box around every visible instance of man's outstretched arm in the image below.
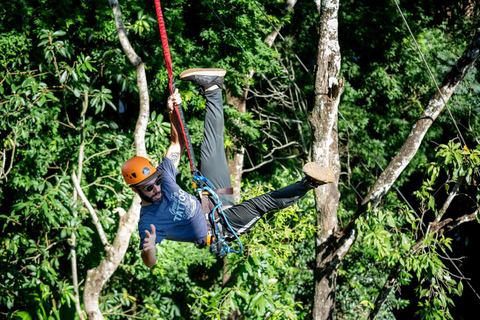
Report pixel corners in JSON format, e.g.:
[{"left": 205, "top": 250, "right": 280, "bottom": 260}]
[
  {"left": 141, "top": 224, "right": 157, "bottom": 268},
  {"left": 165, "top": 90, "right": 185, "bottom": 169}
]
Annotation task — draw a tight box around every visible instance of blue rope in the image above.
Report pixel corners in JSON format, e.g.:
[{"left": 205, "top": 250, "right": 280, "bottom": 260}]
[{"left": 193, "top": 175, "right": 243, "bottom": 255}]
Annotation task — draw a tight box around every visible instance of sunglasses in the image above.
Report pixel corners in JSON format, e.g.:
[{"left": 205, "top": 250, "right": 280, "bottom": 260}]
[{"left": 142, "top": 175, "right": 163, "bottom": 192}]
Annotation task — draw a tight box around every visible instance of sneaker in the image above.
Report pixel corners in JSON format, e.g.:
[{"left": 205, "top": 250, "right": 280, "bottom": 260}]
[
  {"left": 180, "top": 68, "right": 226, "bottom": 94},
  {"left": 302, "top": 162, "right": 334, "bottom": 189}
]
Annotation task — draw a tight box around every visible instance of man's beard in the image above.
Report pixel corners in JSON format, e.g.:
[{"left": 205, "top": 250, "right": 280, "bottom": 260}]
[{"left": 138, "top": 190, "right": 162, "bottom": 204}]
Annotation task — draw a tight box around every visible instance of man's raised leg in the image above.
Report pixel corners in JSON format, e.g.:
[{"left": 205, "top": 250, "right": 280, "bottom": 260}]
[
  {"left": 222, "top": 162, "right": 334, "bottom": 237},
  {"left": 180, "top": 68, "right": 235, "bottom": 207}
]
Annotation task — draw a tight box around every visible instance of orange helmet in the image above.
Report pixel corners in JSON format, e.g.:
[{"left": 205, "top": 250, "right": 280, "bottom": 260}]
[{"left": 121, "top": 156, "right": 160, "bottom": 186}]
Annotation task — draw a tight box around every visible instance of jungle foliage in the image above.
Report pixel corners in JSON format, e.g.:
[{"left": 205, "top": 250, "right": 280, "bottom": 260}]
[{"left": 1, "top": 0, "right": 479, "bottom": 319}]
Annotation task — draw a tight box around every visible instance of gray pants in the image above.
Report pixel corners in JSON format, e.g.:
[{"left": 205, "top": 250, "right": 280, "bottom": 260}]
[{"left": 200, "top": 89, "right": 309, "bottom": 237}]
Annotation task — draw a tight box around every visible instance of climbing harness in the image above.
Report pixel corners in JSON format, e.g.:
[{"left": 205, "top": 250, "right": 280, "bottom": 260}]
[
  {"left": 153, "top": 0, "right": 242, "bottom": 256},
  {"left": 197, "top": 177, "right": 243, "bottom": 256}
]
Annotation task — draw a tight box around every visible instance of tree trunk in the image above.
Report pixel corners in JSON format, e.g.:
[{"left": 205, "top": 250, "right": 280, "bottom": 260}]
[
  {"left": 109, "top": 0, "right": 150, "bottom": 158},
  {"left": 82, "top": 202, "right": 141, "bottom": 320},
  {"left": 311, "top": 0, "right": 343, "bottom": 319},
  {"left": 81, "top": 0, "right": 151, "bottom": 318},
  {"left": 226, "top": 88, "right": 248, "bottom": 204}
]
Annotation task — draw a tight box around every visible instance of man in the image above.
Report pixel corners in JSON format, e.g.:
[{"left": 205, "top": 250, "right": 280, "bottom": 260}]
[{"left": 121, "top": 68, "right": 334, "bottom": 267}]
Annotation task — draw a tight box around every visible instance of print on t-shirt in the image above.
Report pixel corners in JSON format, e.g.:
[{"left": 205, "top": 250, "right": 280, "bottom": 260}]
[{"left": 169, "top": 189, "right": 197, "bottom": 221}]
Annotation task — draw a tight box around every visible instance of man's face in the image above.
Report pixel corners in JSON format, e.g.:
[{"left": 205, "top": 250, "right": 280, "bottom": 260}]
[{"left": 136, "top": 175, "right": 163, "bottom": 204}]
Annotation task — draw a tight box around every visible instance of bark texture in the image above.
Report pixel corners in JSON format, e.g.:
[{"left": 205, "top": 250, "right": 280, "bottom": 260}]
[
  {"left": 110, "top": 0, "right": 150, "bottom": 157},
  {"left": 226, "top": 88, "right": 248, "bottom": 204},
  {"left": 81, "top": 200, "right": 141, "bottom": 320},
  {"left": 311, "top": 0, "right": 343, "bottom": 319}
]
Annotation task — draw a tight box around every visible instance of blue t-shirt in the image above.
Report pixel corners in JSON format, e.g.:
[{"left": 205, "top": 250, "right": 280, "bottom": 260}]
[{"left": 138, "top": 157, "right": 207, "bottom": 249}]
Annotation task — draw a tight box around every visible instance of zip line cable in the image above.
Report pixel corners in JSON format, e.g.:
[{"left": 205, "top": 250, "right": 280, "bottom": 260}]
[
  {"left": 392, "top": 0, "right": 468, "bottom": 148},
  {"left": 204, "top": 0, "right": 480, "bottom": 303},
  {"left": 392, "top": 0, "right": 480, "bottom": 301},
  {"left": 337, "top": 110, "right": 420, "bottom": 216}
]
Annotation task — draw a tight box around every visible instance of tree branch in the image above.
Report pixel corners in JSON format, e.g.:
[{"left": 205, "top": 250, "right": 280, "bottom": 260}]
[
  {"left": 83, "top": 198, "right": 141, "bottom": 320},
  {"left": 341, "top": 28, "right": 480, "bottom": 245},
  {"left": 368, "top": 183, "right": 477, "bottom": 320},
  {"left": 69, "top": 91, "right": 89, "bottom": 320},
  {"left": 109, "top": 0, "right": 149, "bottom": 158},
  {"left": 242, "top": 152, "right": 303, "bottom": 173},
  {"left": 71, "top": 171, "right": 109, "bottom": 248},
  {"left": 0, "top": 128, "right": 16, "bottom": 181},
  {"left": 428, "top": 176, "right": 464, "bottom": 233},
  {"left": 362, "top": 28, "right": 480, "bottom": 208},
  {"left": 438, "top": 208, "right": 479, "bottom": 235}
]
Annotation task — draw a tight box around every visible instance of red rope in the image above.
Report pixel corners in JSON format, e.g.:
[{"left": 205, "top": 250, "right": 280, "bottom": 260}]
[
  {"left": 153, "top": 0, "right": 174, "bottom": 94},
  {"left": 153, "top": 0, "right": 197, "bottom": 176}
]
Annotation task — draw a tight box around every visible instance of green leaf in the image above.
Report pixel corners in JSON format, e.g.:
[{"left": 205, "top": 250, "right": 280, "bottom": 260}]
[
  {"left": 428, "top": 195, "right": 435, "bottom": 210},
  {"left": 25, "top": 248, "right": 36, "bottom": 255},
  {"left": 12, "top": 311, "right": 32, "bottom": 320},
  {"left": 71, "top": 71, "right": 78, "bottom": 81},
  {"left": 59, "top": 71, "right": 67, "bottom": 83},
  {"left": 37, "top": 96, "right": 47, "bottom": 107},
  {"left": 458, "top": 281, "right": 464, "bottom": 295},
  {"left": 52, "top": 30, "right": 66, "bottom": 37},
  {"left": 26, "top": 264, "right": 37, "bottom": 272}
]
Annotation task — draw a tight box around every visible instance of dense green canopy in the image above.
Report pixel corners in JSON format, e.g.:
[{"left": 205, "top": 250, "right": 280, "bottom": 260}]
[{"left": 1, "top": 0, "right": 479, "bottom": 319}]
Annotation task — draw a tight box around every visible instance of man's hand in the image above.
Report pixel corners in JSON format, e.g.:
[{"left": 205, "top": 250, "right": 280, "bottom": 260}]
[
  {"left": 143, "top": 224, "right": 156, "bottom": 251},
  {"left": 165, "top": 89, "right": 185, "bottom": 168},
  {"left": 167, "top": 89, "right": 182, "bottom": 114},
  {"left": 141, "top": 224, "right": 157, "bottom": 268}
]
